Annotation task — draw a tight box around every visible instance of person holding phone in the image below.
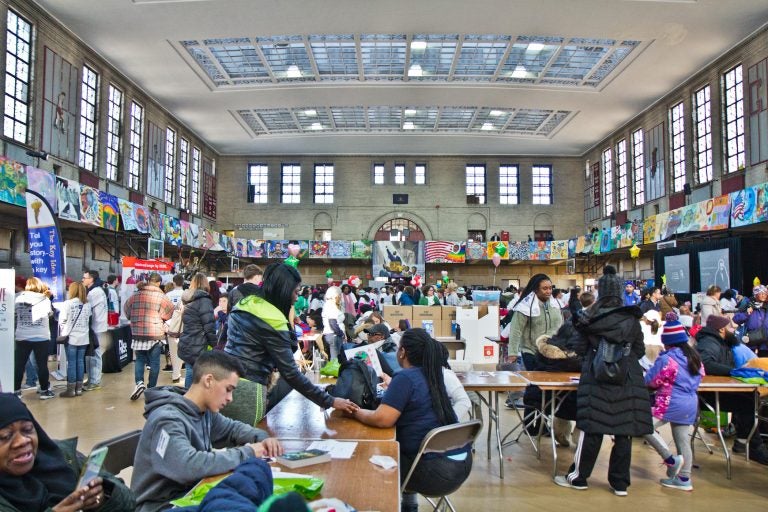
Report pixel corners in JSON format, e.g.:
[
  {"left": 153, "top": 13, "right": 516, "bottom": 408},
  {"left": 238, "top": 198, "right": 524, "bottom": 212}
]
[{"left": 0, "top": 393, "right": 135, "bottom": 511}]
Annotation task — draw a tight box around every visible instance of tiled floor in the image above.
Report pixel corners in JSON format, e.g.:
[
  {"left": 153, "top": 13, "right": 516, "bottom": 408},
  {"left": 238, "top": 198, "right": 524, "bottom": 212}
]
[{"left": 23, "top": 364, "right": 768, "bottom": 511}]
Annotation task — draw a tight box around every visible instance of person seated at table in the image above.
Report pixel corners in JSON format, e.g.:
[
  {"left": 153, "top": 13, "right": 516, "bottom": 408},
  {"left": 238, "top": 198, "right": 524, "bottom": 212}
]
[
  {"left": 132, "top": 351, "right": 284, "bottom": 512},
  {"left": 694, "top": 314, "right": 768, "bottom": 464},
  {"left": 225, "top": 262, "right": 360, "bottom": 415},
  {"left": 352, "top": 328, "right": 471, "bottom": 512},
  {"left": 0, "top": 392, "right": 135, "bottom": 512}
]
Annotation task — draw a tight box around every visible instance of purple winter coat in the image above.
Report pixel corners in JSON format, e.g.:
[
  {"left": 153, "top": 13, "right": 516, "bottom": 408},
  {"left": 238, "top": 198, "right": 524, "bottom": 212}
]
[
  {"left": 645, "top": 347, "right": 704, "bottom": 425},
  {"left": 734, "top": 305, "right": 768, "bottom": 349}
]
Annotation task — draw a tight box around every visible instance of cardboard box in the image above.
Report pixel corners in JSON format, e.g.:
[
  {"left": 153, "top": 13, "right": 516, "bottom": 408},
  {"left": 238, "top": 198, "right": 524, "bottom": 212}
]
[
  {"left": 412, "top": 306, "right": 442, "bottom": 336},
  {"left": 382, "top": 305, "right": 412, "bottom": 329},
  {"left": 441, "top": 307, "right": 457, "bottom": 339}
]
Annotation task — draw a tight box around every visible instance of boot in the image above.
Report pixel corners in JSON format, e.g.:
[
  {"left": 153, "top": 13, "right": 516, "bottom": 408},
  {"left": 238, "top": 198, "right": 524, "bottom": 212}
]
[
  {"left": 60, "top": 383, "right": 77, "bottom": 398},
  {"left": 75, "top": 381, "right": 83, "bottom": 396}
]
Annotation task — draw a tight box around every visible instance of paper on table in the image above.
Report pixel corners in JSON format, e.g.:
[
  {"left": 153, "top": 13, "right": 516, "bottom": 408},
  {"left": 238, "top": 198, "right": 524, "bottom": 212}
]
[
  {"left": 307, "top": 440, "right": 357, "bottom": 459},
  {"left": 369, "top": 455, "right": 397, "bottom": 470}
]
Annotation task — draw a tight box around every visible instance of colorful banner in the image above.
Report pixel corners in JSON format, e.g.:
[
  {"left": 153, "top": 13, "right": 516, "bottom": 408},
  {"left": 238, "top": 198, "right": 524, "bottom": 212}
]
[
  {"left": 701, "top": 195, "right": 731, "bottom": 231},
  {"left": 266, "top": 240, "right": 289, "bottom": 258},
  {"left": 26, "top": 167, "right": 56, "bottom": 211},
  {"left": 26, "top": 190, "right": 65, "bottom": 300},
  {"left": 164, "top": 215, "right": 181, "bottom": 246},
  {"left": 509, "top": 241, "right": 530, "bottom": 260},
  {"left": 99, "top": 192, "right": 119, "bottom": 231},
  {"left": 371, "top": 241, "right": 424, "bottom": 279},
  {"left": 529, "top": 241, "right": 551, "bottom": 260},
  {"left": 78, "top": 184, "right": 102, "bottom": 226},
  {"left": 328, "top": 240, "right": 351, "bottom": 259},
  {"left": 487, "top": 241, "right": 509, "bottom": 260},
  {"left": 55, "top": 176, "right": 80, "bottom": 221},
  {"left": 466, "top": 241, "right": 486, "bottom": 260},
  {"left": 567, "top": 238, "right": 578, "bottom": 258},
  {"left": 0, "top": 157, "right": 27, "bottom": 207},
  {"left": 309, "top": 241, "right": 329, "bottom": 258},
  {"left": 550, "top": 240, "right": 568, "bottom": 260},
  {"left": 148, "top": 209, "right": 162, "bottom": 239},
  {"left": 118, "top": 199, "right": 137, "bottom": 231},
  {"left": 350, "top": 240, "right": 372, "bottom": 259},
  {"left": 730, "top": 186, "right": 759, "bottom": 228},
  {"left": 643, "top": 215, "right": 657, "bottom": 244},
  {"left": 133, "top": 204, "right": 150, "bottom": 234},
  {"left": 425, "top": 241, "right": 466, "bottom": 263}
]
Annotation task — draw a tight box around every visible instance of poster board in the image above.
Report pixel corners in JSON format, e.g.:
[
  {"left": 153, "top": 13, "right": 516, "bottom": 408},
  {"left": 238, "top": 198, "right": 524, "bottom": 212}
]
[
  {"left": 343, "top": 339, "right": 385, "bottom": 377},
  {"left": 0, "top": 270, "right": 14, "bottom": 392}
]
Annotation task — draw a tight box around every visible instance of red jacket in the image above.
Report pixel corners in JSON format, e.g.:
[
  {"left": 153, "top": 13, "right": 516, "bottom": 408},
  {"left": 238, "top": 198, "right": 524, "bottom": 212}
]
[{"left": 124, "top": 284, "right": 175, "bottom": 340}]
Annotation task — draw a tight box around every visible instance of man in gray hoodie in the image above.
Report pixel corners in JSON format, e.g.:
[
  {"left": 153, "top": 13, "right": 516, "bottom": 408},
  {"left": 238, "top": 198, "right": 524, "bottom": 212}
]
[{"left": 132, "top": 351, "right": 283, "bottom": 512}]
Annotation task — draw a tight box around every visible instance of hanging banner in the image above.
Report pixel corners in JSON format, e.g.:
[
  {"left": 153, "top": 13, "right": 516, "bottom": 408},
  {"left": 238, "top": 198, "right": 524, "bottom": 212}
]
[
  {"left": 309, "top": 241, "right": 329, "bottom": 258},
  {"left": 133, "top": 204, "right": 150, "bottom": 234},
  {"left": 99, "top": 191, "right": 119, "bottom": 231},
  {"left": 0, "top": 157, "right": 27, "bottom": 207},
  {"left": 78, "top": 184, "right": 102, "bottom": 226},
  {"left": 425, "top": 241, "right": 466, "bottom": 263},
  {"left": 0, "top": 269, "right": 14, "bottom": 392},
  {"left": 55, "top": 176, "right": 81, "bottom": 221},
  {"left": 509, "top": 241, "right": 530, "bottom": 260},
  {"left": 119, "top": 256, "right": 175, "bottom": 310},
  {"left": 26, "top": 189, "right": 65, "bottom": 301},
  {"left": 118, "top": 199, "right": 137, "bottom": 231},
  {"left": 550, "top": 240, "right": 568, "bottom": 260}
]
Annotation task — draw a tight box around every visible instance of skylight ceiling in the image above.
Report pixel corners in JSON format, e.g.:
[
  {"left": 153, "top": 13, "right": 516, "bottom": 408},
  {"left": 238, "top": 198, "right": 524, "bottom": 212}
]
[
  {"left": 180, "top": 34, "right": 640, "bottom": 89},
  {"left": 236, "top": 106, "right": 573, "bottom": 137}
]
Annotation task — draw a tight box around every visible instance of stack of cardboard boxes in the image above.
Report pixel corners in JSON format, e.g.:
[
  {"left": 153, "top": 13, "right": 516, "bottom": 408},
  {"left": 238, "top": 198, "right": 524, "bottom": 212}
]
[{"left": 382, "top": 305, "right": 458, "bottom": 338}]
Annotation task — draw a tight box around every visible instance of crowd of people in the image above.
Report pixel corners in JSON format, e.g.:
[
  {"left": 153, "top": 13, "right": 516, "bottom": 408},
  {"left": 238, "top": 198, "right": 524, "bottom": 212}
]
[{"left": 9, "top": 260, "right": 768, "bottom": 510}]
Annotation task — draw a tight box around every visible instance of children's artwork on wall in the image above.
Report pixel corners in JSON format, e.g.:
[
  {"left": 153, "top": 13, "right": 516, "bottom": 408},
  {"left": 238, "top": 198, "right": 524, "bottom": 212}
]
[
  {"left": 529, "top": 241, "right": 551, "bottom": 260},
  {"left": 465, "top": 241, "right": 486, "bottom": 260},
  {"left": 643, "top": 215, "right": 657, "bottom": 244},
  {"left": 372, "top": 241, "right": 424, "bottom": 279},
  {"left": 350, "top": 240, "right": 372, "bottom": 259},
  {"left": 701, "top": 195, "right": 730, "bottom": 231},
  {"left": 550, "top": 240, "right": 568, "bottom": 260},
  {"left": 148, "top": 209, "right": 162, "bottom": 239},
  {"left": 26, "top": 167, "right": 56, "bottom": 211},
  {"left": 78, "top": 185, "right": 101, "bottom": 226},
  {"left": 248, "top": 240, "right": 265, "bottom": 258},
  {"left": 41, "top": 48, "right": 78, "bottom": 162},
  {"left": 568, "top": 238, "right": 578, "bottom": 258},
  {"left": 99, "top": 192, "right": 119, "bottom": 231},
  {"left": 310, "top": 241, "right": 329, "bottom": 258},
  {"left": 133, "top": 204, "right": 150, "bottom": 234},
  {"left": 118, "top": 199, "right": 137, "bottom": 231},
  {"left": 163, "top": 215, "right": 181, "bottom": 246},
  {"left": 425, "top": 241, "right": 466, "bottom": 263},
  {"left": 234, "top": 238, "right": 246, "bottom": 257},
  {"left": 266, "top": 240, "right": 289, "bottom": 259},
  {"left": 0, "top": 157, "right": 27, "bottom": 207},
  {"left": 509, "top": 241, "right": 530, "bottom": 260},
  {"left": 486, "top": 241, "right": 509, "bottom": 260},
  {"left": 328, "top": 240, "right": 351, "bottom": 259},
  {"left": 200, "top": 229, "right": 215, "bottom": 250}
]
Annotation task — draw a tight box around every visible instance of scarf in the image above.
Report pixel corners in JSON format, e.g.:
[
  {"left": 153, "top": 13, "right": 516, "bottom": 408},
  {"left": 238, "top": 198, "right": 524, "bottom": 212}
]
[
  {"left": 512, "top": 292, "right": 550, "bottom": 317},
  {"left": 0, "top": 394, "right": 77, "bottom": 511}
]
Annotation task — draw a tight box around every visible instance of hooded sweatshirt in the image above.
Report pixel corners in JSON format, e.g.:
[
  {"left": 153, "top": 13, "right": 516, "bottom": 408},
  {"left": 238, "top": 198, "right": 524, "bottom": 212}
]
[
  {"left": 507, "top": 293, "right": 563, "bottom": 357},
  {"left": 132, "top": 386, "right": 268, "bottom": 512},
  {"left": 645, "top": 347, "right": 704, "bottom": 424}
]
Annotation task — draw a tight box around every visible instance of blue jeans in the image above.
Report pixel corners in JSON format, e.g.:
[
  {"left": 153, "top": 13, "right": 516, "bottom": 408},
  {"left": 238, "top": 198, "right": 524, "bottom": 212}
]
[
  {"left": 184, "top": 363, "right": 194, "bottom": 388},
  {"left": 134, "top": 343, "right": 163, "bottom": 388},
  {"left": 25, "top": 354, "right": 38, "bottom": 386},
  {"left": 66, "top": 345, "right": 87, "bottom": 383}
]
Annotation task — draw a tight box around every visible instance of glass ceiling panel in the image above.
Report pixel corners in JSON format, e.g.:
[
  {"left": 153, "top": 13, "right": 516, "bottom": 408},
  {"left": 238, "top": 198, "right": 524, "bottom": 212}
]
[
  {"left": 331, "top": 107, "right": 367, "bottom": 129},
  {"left": 237, "top": 110, "right": 266, "bottom": 134},
  {"left": 257, "top": 109, "right": 298, "bottom": 131},
  {"left": 360, "top": 35, "right": 407, "bottom": 76},
  {"left": 309, "top": 34, "right": 358, "bottom": 76},
  {"left": 409, "top": 34, "right": 458, "bottom": 79},
  {"left": 505, "top": 109, "right": 551, "bottom": 132},
  {"left": 403, "top": 107, "right": 439, "bottom": 129},
  {"left": 454, "top": 37, "right": 510, "bottom": 77},
  {"left": 436, "top": 107, "right": 476, "bottom": 129},
  {"left": 547, "top": 45, "right": 610, "bottom": 81},
  {"left": 367, "top": 106, "right": 402, "bottom": 128},
  {"left": 257, "top": 35, "right": 313, "bottom": 80}
]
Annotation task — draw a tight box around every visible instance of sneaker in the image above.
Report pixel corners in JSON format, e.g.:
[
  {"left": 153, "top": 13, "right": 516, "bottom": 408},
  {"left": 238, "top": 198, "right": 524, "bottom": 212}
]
[
  {"left": 505, "top": 398, "right": 525, "bottom": 409},
  {"left": 732, "top": 440, "right": 746, "bottom": 454},
  {"left": 172, "top": 378, "right": 181, "bottom": 384},
  {"left": 162, "top": 365, "right": 173, "bottom": 372},
  {"left": 555, "top": 432, "right": 571, "bottom": 448},
  {"left": 747, "top": 443, "right": 768, "bottom": 466},
  {"left": 130, "top": 382, "right": 146, "bottom": 401},
  {"left": 20, "top": 383, "right": 36, "bottom": 391},
  {"left": 50, "top": 370, "right": 65, "bottom": 381},
  {"left": 553, "top": 475, "right": 588, "bottom": 490},
  {"left": 664, "top": 454, "right": 684, "bottom": 478},
  {"left": 14, "top": 390, "right": 22, "bottom": 398},
  {"left": 660, "top": 476, "right": 693, "bottom": 491},
  {"left": 610, "top": 487, "right": 628, "bottom": 496},
  {"left": 83, "top": 382, "right": 102, "bottom": 392},
  {"left": 39, "top": 389, "right": 56, "bottom": 400}
]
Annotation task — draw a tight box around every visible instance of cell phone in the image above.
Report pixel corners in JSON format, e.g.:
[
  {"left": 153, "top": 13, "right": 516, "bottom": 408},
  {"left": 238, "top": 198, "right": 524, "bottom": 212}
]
[{"left": 78, "top": 446, "right": 108, "bottom": 488}]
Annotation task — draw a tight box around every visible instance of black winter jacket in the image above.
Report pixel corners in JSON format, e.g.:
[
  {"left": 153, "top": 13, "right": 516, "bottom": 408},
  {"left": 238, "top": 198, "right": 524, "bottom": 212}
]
[
  {"left": 695, "top": 326, "right": 736, "bottom": 376},
  {"left": 571, "top": 304, "right": 653, "bottom": 436},
  {"left": 179, "top": 289, "right": 217, "bottom": 365},
  {"left": 225, "top": 295, "right": 335, "bottom": 409}
]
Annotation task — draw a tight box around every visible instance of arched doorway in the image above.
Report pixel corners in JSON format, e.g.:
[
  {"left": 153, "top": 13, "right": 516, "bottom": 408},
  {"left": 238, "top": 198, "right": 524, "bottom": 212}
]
[{"left": 373, "top": 218, "right": 425, "bottom": 241}]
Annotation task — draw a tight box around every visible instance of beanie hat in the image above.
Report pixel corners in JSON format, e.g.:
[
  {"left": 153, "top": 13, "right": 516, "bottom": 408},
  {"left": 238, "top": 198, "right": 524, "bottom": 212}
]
[
  {"left": 706, "top": 314, "right": 731, "bottom": 330},
  {"left": 753, "top": 285, "right": 767, "bottom": 296},
  {"left": 661, "top": 318, "right": 689, "bottom": 346},
  {"left": 598, "top": 265, "right": 622, "bottom": 299},
  {"left": 0, "top": 393, "right": 33, "bottom": 430}
]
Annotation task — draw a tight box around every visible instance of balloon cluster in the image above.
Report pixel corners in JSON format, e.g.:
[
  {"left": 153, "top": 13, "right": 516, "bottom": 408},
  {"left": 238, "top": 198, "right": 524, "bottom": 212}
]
[
  {"left": 491, "top": 243, "right": 506, "bottom": 268},
  {"left": 347, "top": 275, "right": 362, "bottom": 288},
  {"left": 441, "top": 270, "right": 450, "bottom": 284},
  {"left": 410, "top": 275, "right": 422, "bottom": 287},
  {"left": 284, "top": 244, "right": 301, "bottom": 268}
]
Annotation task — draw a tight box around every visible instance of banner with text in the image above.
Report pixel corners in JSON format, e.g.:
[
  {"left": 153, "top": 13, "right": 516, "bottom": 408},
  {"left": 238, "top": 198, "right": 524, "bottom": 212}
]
[
  {"left": 0, "top": 269, "right": 13, "bottom": 392},
  {"left": 26, "top": 190, "right": 65, "bottom": 301}
]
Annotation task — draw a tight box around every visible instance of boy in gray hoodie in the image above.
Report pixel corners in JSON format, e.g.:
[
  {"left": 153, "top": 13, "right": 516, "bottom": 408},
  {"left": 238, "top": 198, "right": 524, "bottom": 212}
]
[{"left": 132, "top": 351, "right": 283, "bottom": 512}]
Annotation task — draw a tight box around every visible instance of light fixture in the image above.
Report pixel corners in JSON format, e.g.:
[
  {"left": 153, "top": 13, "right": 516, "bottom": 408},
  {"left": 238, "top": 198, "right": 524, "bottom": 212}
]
[
  {"left": 407, "top": 64, "right": 423, "bottom": 77},
  {"left": 489, "top": 110, "right": 505, "bottom": 117},
  {"left": 286, "top": 64, "right": 302, "bottom": 78},
  {"left": 309, "top": 122, "right": 323, "bottom": 130},
  {"left": 404, "top": 109, "right": 417, "bottom": 116},
  {"left": 526, "top": 43, "right": 544, "bottom": 52},
  {"left": 481, "top": 122, "right": 495, "bottom": 131},
  {"left": 304, "top": 109, "right": 317, "bottom": 117},
  {"left": 410, "top": 41, "right": 427, "bottom": 51},
  {"left": 511, "top": 65, "right": 527, "bottom": 78},
  {"left": 403, "top": 121, "right": 416, "bottom": 130},
  {"left": 25, "top": 149, "right": 48, "bottom": 160}
]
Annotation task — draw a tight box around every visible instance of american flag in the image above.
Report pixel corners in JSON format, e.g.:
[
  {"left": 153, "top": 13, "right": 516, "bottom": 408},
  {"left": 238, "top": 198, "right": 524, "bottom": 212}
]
[
  {"left": 425, "top": 241, "right": 456, "bottom": 263},
  {"left": 732, "top": 197, "right": 745, "bottom": 220}
]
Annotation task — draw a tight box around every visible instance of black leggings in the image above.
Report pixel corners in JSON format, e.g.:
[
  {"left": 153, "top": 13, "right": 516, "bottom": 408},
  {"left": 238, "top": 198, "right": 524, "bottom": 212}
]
[{"left": 15, "top": 340, "right": 50, "bottom": 391}]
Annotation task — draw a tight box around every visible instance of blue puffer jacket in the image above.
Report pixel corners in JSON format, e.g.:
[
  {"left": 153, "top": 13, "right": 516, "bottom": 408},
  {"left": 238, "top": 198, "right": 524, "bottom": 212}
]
[
  {"left": 196, "top": 459, "right": 272, "bottom": 511},
  {"left": 645, "top": 347, "right": 704, "bottom": 425},
  {"left": 225, "top": 295, "right": 335, "bottom": 409}
]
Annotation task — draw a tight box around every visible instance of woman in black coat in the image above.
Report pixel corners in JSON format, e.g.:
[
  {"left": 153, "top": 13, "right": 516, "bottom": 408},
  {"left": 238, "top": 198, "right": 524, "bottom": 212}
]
[
  {"left": 555, "top": 266, "right": 652, "bottom": 496},
  {"left": 179, "top": 272, "right": 217, "bottom": 388}
]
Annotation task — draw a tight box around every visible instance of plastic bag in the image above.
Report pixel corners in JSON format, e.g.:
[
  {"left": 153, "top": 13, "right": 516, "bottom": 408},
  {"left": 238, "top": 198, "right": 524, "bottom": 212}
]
[
  {"left": 319, "top": 359, "right": 340, "bottom": 377},
  {"left": 273, "top": 476, "right": 325, "bottom": 500},
  {"left": 169, "top": 476, "right": 227, "bottom": 507}
]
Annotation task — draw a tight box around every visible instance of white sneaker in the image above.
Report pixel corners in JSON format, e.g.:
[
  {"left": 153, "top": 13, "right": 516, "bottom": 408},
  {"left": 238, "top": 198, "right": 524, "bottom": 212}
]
[
  {"left": 130, "top": 382, "right": 146, "bottom": 401},
  {"left": 50, "top": 370, "right": 65, "bottom": 381}
]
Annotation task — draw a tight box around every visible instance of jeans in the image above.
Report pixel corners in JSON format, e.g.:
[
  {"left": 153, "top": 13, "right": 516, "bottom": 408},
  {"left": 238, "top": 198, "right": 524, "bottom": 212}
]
[
  {"left": 134, "top": 342, "right": 163, "bottom": 388},
  {"left": 15, "top": 340, "right": 50, "bottom": 392},
  {"left": 86, "top": 331, "right": 113, "bottom": 385},
  {"left": 65, "top": 345, "right": 87, "bottom": 383},
  {"left": 25, "top": 354, "right": 38, "bottom": 386},
  {"left": 184, "top": 363, "right": 194, "bottom": 388}
]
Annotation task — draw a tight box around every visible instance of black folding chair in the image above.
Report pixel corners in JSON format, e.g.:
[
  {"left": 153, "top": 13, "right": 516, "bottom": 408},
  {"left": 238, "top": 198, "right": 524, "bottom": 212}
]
[{"left": 90, "top": 429, "right": 142, "bottom": 475}]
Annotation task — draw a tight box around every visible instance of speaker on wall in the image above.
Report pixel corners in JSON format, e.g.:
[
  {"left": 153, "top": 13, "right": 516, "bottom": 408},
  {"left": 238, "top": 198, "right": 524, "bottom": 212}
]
[{"left": 393, "top": 194, "right": 409, "bottom": 204}]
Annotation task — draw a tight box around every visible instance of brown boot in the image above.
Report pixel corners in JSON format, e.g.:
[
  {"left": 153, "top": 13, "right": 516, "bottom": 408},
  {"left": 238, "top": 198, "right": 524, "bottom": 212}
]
[
  {"left": 75, "top": 382, "right": 83, "bottom": 396},
  {"left": 60, "top": 383, "right": 77, "bottom": 398}
]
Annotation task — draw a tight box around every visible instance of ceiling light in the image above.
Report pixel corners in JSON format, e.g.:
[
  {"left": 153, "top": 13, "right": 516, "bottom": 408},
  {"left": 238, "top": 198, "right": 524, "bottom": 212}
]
[
  {"left": 309, "top": 122, "right": 323, "bottom": 130},
  {"left": 481, "top": 122, "right": 495, "bottom": 131},
  {"left": 286, "top": 64, "right": 302, "bottom": 78},
  {"left": 526, "top": 43, "right": 544, "bottom": 52},
  {"left": 403, "top": 121, "right": 415, "bottom": 130},
  {"left": 407, "top": 64, "right": 423, "bottom": 77},
  {"left": 489, "top": 110, "right": 505, "bottom": 117},
  {"left": 404, "top": 109, "right": 417, "bottom": 116},
  {"left": 410, "top": 41, "right": 427, "bottom": 51},
  {"left": 304, "top": 109, "right": 317, "bottom": 117},
  {"left": 511, "top": 65, "right": 527, "bottom": 78}
]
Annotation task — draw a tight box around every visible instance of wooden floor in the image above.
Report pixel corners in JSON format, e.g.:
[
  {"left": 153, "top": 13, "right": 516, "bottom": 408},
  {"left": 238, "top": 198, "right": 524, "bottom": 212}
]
[{"left": 23, "top": 364, "right": 768, "bottom": 511}]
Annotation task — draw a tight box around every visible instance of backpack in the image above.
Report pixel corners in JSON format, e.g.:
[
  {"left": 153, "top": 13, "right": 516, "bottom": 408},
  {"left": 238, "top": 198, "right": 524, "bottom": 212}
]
[
  {"left": 326, "top": 358, "right": 380, "bottom": 410},
  {"left": 591, "top": 336, "right": 631, "bottom": 385},
  {"left": 164, "top": 302, "right": 184, "bottom": 338}
]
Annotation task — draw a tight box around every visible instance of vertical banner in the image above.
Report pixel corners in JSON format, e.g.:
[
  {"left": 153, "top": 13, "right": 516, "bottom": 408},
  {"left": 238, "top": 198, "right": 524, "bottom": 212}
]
[
  {"left": 26, "top": 190, "right": 66, "bottom": 301},
  {"left": 0, "top": 269, "right": 13, "bottom": 392}
]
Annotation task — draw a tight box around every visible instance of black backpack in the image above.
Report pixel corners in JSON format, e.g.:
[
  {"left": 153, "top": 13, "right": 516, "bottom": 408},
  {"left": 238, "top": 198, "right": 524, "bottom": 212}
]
[
  {"left": 591, "top": 336, "right": 631, "bottom": 384},
  {"left": 326, "top": 358, "right": 380, "bottom": 409}
]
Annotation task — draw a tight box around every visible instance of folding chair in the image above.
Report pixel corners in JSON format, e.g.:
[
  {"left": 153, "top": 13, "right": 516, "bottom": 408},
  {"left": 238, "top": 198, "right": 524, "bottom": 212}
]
[
  {"left": 90, "top": 429, "right": 142, "bottom": 475},
  {"left": 402, "top": 419, "right": 482, "bottom": 512}
]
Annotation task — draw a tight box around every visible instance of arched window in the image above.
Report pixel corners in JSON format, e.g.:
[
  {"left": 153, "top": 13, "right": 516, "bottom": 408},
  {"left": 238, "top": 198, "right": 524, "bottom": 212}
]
[{"left": 374, "top": 219, "right": 424, "bottom": 241}]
